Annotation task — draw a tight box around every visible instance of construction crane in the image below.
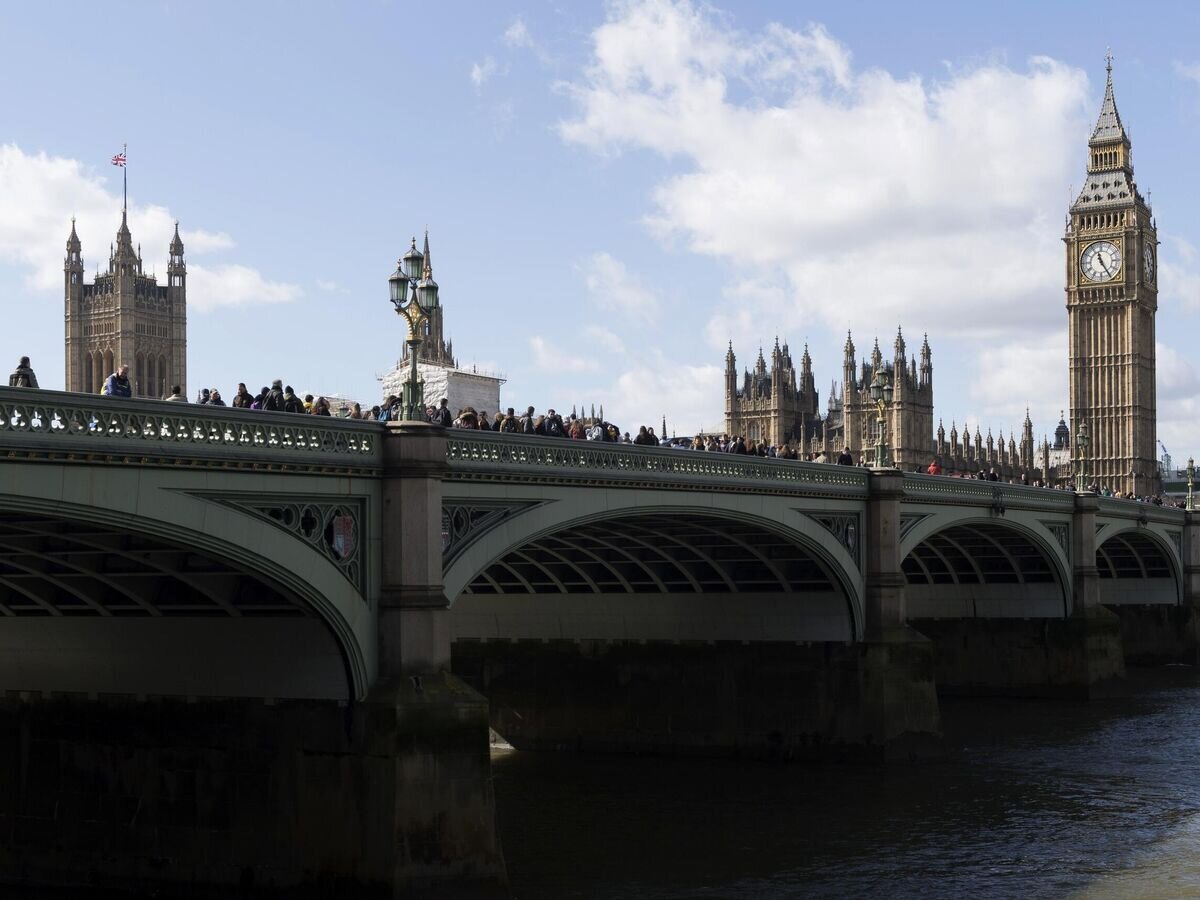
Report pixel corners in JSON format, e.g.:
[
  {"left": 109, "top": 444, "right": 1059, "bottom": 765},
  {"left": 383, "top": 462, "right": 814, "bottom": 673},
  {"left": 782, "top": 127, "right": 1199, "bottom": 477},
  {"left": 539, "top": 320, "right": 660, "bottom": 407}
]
[{"left": 1158, "top": 439, "right": 1177, "bottom": 477}]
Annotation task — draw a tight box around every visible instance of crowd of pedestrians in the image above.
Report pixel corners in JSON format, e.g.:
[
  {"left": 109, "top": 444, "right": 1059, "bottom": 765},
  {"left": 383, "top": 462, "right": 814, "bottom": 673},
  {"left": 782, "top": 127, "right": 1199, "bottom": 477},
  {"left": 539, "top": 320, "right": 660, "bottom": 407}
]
[{"left": 4, "top": 356, "right": 1192, "bottom": 507}]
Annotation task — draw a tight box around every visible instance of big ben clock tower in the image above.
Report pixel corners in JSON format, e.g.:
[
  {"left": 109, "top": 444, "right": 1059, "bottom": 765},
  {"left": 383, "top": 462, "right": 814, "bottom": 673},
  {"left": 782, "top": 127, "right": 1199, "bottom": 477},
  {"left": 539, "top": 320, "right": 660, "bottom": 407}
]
[{"left": 1066, "top": 56, "right": 1158, "bottom": 495}]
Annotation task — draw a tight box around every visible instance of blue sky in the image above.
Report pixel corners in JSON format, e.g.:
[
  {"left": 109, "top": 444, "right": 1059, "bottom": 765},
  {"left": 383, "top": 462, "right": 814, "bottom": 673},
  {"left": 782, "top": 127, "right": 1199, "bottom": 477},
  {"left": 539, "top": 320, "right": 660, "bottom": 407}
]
[{"left": 3, "top": 0, "right": 1200, "bottom": 453}]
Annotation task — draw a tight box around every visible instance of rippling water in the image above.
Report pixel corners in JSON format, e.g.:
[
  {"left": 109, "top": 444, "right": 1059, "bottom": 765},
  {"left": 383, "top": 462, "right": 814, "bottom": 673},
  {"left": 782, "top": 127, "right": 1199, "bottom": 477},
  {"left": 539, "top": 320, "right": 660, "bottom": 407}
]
[{"left": 492, "top": 669, "right": 1200, "bottom": 899}]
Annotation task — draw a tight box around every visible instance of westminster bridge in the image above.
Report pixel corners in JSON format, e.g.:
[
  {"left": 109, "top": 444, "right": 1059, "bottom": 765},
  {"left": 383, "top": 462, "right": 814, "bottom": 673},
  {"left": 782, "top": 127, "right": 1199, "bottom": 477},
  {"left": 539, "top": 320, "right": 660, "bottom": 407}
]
[{"left": 0, "top": 385, "right": 1195, "bottom": 896}]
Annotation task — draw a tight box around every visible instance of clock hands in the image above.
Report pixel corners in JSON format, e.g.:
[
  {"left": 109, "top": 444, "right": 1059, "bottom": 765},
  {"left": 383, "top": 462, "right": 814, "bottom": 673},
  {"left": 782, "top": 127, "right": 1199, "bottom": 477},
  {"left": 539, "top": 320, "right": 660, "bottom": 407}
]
[{"left": 1096, "top": 254, "right": 1111, "bottom": 277}]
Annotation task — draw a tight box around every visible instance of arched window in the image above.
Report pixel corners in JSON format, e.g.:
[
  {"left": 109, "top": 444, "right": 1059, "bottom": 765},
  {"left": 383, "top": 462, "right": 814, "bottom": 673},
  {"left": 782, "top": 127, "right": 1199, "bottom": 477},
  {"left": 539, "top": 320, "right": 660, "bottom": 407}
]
[
  {"left": 158, "top": 355, "right": 168, "bottom": 399},
  {"left": 135, "top": 353, "right": 145, "bottom": 397},
  {"left": 103, "top": 349, "right": 114, "bottom": 382},
  {"left": 83, "top": 352, "right": 94, "bottom": 394}
]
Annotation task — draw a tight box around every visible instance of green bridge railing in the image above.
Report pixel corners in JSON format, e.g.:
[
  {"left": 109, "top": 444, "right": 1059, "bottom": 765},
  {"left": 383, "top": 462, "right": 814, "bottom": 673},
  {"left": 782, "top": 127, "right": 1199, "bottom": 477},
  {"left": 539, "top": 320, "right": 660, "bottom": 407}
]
[
  {"left": 445, "top": 430, "right": 871, "bottom": 495},
  {"left": 0, "top": 386, "right": 383, "bottom": 473}
]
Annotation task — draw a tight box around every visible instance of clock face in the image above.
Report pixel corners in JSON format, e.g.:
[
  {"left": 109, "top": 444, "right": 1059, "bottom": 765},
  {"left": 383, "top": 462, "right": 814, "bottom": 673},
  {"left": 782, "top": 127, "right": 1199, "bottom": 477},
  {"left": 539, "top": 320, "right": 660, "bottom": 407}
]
[
  {"left": 1081, "top": 240, "right": 1122, "bottom": 282},
  {"left": 1143, "top": 243, "right": 1155, "bottom": 283}
]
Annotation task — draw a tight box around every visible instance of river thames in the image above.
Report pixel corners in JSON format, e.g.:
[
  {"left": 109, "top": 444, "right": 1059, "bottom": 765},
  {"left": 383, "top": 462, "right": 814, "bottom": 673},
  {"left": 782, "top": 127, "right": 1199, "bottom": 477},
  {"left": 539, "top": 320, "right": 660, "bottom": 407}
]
[{"left": 493, "top": 668, "right": 1200, "bottom": 899}]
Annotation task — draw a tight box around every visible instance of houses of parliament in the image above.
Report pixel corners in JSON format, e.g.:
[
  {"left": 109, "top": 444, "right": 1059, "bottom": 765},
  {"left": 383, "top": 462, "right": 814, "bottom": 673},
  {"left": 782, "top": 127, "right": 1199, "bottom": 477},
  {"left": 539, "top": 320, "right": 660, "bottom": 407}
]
[{"left": 724, "top": 59, "right": 1160, "bottom": 494}]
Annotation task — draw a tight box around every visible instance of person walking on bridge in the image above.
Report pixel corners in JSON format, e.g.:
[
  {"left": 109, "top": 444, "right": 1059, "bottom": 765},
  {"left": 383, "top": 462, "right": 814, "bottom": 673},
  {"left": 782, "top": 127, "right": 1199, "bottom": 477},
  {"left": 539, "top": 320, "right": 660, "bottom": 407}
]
[
  {"left": 102, "top": 365, "right": 131, "bottom": 398},
  {"left": 8, "top": 357, "right": 38, "bottom": 388},
  {"left": 262, "top": 380, "right": 286, "bottom": 412},
  {"left": 231, "top": 383, "right": 253, "bottom": 408},
  {"left": 282, "top": 385, "right": 304, "bottom": 414}
]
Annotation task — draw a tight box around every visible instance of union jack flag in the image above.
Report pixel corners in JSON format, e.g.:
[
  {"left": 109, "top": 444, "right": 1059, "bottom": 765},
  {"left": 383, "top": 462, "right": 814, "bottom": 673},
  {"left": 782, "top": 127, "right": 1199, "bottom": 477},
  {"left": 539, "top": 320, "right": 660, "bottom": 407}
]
[{"left": 111, "top": 152, "right": 126, "bottom": 167}]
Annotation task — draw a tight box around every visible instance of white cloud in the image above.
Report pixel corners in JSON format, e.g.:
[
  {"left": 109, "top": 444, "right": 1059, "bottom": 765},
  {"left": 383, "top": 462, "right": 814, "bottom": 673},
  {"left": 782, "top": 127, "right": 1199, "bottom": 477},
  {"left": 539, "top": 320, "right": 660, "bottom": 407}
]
[
  {"left": 189, "top": 264, "right": 302, "bottom": 311},
  {"left": 584, "top": 324, "right": 627, "bottom": 355},
  {"left": 560, "top": 2, "right": 1099, "bottom": 342},
  {"left": 529, "top": 335, "right": 600, "bottom": 373},
  {"left": 1174, "top": 60, "right": 1200, "bottom": 88},
  {"left": 968, "top": 331, "right": 1067, "bottom": 439},
  {"left": 504, "top": 18, "right": 532, "bottom": 48},
  {"left": 471, "top": 56, "right": 498, "bottom": 87},
  {"left": 609, "top": 361, "right": 724, "bottom": 434},
  {"left": 316, "top": 278, "right": 344, "bottom": 293},
  {"left": 1159, "top": 236, "right": 1200, "bottom": 311},
  {"left": 580, "top": 251, "right": 660, "bottom": 322},
  {"left": 0, "top": 143, "right": 298, "bottom": 307},
  {"left": 1155, "top": 342, "right": 1200, "bottom": 454}
]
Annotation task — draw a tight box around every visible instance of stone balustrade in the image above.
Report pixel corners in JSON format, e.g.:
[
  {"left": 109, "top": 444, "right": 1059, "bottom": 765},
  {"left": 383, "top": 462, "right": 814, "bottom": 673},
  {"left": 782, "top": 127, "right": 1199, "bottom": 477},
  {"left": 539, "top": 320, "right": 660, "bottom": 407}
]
[
  {"left": 0, "top": 386, "right": 383, "bottom": 473},
  {"left": 445, "top": 430, "right": 871, "bottom": 495}
]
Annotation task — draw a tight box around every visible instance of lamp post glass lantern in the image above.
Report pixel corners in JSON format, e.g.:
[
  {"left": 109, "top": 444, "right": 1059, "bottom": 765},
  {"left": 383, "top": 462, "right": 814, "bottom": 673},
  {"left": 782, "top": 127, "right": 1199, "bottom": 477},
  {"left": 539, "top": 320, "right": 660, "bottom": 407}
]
[
  {"left": 869, "top": 369, "right": 893, "bottom": 468},
  {"left": 1075, "top": 420, "right": 1090, "bottom": 492},
  {"left": 389, "top": 250, "right": 430, "bottom": 421},
  {"left": 1187, "top": 456, "right": 1195, "bottom": 511}
]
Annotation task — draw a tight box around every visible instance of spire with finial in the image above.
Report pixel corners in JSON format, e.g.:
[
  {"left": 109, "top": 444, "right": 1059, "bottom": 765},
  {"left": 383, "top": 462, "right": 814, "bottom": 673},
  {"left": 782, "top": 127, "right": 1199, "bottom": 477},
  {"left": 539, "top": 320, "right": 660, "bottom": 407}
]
[
  {"left": 870, "top": 337, "right": 882, "bottom": 370},
  {"left": 111, "top": 205, "right": 137, "bottom": 271},
  {"left": 66, "top": 217, "right": 81, "bottom": 254},
  {"left": 170, "top": 220, "right": 184, "bottom": 256},
  {"left": 894, "top": 325, "right": 906, "bottom": 362},
  {"left": 416, "top": 230, "right": 439, "bottom": 309},
  {"left": 420, "top": 231, "right": 434, "bottom": 282},
  {"left": 1090, "top": 48, "right": 1126, "bottom": 145}
]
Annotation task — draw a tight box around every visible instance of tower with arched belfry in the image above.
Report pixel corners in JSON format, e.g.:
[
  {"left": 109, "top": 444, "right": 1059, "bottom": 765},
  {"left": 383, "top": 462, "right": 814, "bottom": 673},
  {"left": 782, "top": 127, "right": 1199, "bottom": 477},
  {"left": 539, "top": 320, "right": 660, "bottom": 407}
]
[
  {"left": 64, "top": 213, "right": 187, "bottom": 397},
  {"left": 1065, "top": 55, "right": 1158, "bottom": 494}
]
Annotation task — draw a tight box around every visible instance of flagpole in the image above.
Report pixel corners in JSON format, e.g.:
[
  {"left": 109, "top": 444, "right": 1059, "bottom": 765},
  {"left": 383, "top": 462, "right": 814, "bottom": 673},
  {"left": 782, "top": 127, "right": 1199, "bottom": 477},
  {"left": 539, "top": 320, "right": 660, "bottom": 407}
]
[{"left": 123, "top": 142, "right": 127, "bottom": 212}]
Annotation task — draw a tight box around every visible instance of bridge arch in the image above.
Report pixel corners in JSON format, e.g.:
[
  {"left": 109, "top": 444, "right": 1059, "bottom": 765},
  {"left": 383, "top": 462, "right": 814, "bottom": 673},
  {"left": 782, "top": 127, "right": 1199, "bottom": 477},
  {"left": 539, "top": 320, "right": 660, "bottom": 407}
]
[
  {"left": 900, "top": 516, "right": 1071, "bottom": 618},
  {"left": 446, "top": 502, "right": 863, "bottom": 643},
  {"left": 1094, "top": 526, "right": 1181, "bottom": 606},
  {"left": 0, "top": 490, "right": 373, "bottom": 701}
]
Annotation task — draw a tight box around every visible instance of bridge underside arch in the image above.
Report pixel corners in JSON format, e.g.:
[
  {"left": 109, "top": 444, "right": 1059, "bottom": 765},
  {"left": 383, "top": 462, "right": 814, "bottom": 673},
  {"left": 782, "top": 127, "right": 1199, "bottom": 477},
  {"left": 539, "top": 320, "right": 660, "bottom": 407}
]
[
  {"left": 1097, "top": 530, "right": 1178, "bottom": 606},
  {"left": 903, "top": 521, "right": 1067, "bottom": 618},
  {"left": 452, "top": 512, "right": 854, "bottom": 643},
  {"left": 0, "top": 511, "right": 350, "bottom": 699}
]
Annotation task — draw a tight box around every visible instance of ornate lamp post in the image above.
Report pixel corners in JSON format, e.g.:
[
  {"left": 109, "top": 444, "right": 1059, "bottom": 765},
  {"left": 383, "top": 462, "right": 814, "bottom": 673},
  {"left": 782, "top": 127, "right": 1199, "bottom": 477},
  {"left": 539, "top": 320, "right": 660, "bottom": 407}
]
[
  {"left": 1075, "top": 419, "right": 1090, "bottom": 492},
  {"left": 1187, "top": 456, "right": 1195, "bottom": 511},
  {"left": 869, "top": 368, "right": 894, "bottom": 468},
  {"left": 389, "top": 246, "right": 432, "bottom": 421}
]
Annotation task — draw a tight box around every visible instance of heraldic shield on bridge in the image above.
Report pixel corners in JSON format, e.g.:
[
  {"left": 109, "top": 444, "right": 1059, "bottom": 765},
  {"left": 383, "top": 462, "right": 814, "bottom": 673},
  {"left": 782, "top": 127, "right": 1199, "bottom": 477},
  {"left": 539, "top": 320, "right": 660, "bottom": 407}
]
[{"left": 0, "top": 387, "right": 1197, "bottom": 894}]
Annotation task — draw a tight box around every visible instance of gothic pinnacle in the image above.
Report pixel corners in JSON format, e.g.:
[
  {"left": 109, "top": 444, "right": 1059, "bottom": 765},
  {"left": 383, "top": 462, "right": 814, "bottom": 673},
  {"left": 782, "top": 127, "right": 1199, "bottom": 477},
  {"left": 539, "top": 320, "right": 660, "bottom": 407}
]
[{"left": 421, "top": 231, "right": 433, "bottom": 280}]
